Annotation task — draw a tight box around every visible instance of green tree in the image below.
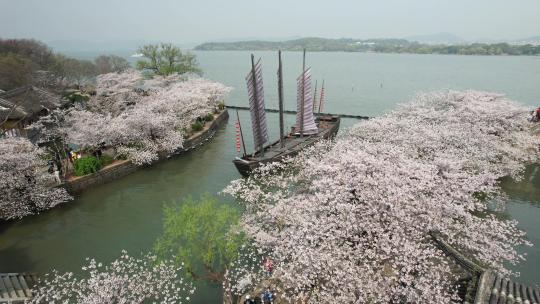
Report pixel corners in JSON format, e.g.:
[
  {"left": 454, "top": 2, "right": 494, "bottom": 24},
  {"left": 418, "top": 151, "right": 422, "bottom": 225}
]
[
  {"left": 52, "top": 55, "right": 97, "bottom": 88},
  {"left": 155, "top": 195, "right": 245, "bottom": 303},
  {"left": 0, "top": 38, "right": 55, "bottom": 69},
  {"left": 0, "top": 53, "right": 37, "bottom": 90},
  {"left": 136, "top": 43, "right": 202, "bottom": 76},
  {"left": 94, "top": 54, "right": 131, "bottom": 74}
]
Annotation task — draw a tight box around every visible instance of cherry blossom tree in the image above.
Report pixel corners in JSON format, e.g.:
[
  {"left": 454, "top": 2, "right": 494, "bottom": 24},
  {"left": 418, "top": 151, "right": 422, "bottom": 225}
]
[
  {"left": 223, "top": 246, "right": 267, "bottom": 300},
  {"left": 30, "top": 70, "right": 231, "bottom": 166},
  {"left": 225, "top": 90, "right": 540, "bottom": 303},
  {"left": 94, "top": 54, "right": 131, "bottom": 74},
  {"left": 0, "top": 137, "right": 71, "bottom": 220},
  {"left": 28, "top": 250, "right": 195, "bottom": 304},
  {"left": 66, "top": 70, "right": 230, "bottom": 165}
]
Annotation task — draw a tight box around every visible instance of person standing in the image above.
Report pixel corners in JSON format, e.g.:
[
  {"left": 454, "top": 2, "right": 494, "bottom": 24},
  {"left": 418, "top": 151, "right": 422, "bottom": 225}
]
[
  {"left": 47, "top": 160, "right": 55, "bottom": 174},
  {"left": 264, "top": 258, "right": 273, "bottom": 277},
  {"left": 243, "top": 295, "right": 255, "bottom": 304},
  {"left": 53, "top": 165, "right": 62, "bottom": 184},
  {"left": 65, "top": 146, "right": 75, "bottom": 165},
  {"left": 262, "top": 287, "right": 274, "bottom": 304}
]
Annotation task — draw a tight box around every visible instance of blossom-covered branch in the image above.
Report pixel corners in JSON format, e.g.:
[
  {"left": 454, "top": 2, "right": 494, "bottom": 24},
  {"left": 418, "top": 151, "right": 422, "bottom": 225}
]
[
  {"left": 225, "top": 90, "right": 540, "bottom": 303},
  {"left": 28, "top": 251, "right": 195, "bottom": 304},
  {"left": 0, "top": 137, "right": 71, "bottom": 220},
  {"left": 31, "top": 70, "right": 232, "bottom": 165}
]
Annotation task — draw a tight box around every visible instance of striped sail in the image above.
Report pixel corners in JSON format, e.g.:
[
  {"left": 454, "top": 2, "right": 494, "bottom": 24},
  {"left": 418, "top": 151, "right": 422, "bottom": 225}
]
[
  {"left": 296, "top": 68, "right": 318, "bottom": 134},
  {"left": 246, "top": 58, "right": 268, "bottom": 149}
]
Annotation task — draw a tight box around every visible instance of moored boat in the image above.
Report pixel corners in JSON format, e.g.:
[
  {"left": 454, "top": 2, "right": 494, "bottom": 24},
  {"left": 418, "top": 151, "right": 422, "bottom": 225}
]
[
  {"left": 233, "top": 115, "right": 339, "bottom": 177},
  {"left": 232, "top": 50, "right": 340, "bottom": 177}
]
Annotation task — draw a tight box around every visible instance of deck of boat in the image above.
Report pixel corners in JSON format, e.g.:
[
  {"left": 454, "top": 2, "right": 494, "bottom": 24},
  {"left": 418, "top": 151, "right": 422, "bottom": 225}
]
[
  {"left": 233, "top": 116, "right": 340, "bottom": 176},
  {"left": 247, "top": 117, "right": 338, "bottom": 160},
  {"left": 250, "top": 134, "right": 319, "bottom": 160}
]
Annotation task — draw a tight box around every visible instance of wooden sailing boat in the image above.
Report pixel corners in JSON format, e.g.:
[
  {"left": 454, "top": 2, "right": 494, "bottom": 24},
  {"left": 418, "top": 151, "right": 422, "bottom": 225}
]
[{"left": 233, "top": 50, "right": 340, "bottom": 177}]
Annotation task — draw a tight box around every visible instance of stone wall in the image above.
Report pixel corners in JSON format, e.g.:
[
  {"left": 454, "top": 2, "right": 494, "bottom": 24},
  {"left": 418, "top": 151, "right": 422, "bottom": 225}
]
[{"left": 63, "top": 110, "right": 229, "bottom": 194}]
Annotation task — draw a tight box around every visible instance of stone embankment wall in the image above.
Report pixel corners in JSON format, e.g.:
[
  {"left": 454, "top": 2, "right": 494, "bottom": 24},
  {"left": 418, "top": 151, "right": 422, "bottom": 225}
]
[{"left": 63, "top": 110, "right": 229, "bottom": 194}]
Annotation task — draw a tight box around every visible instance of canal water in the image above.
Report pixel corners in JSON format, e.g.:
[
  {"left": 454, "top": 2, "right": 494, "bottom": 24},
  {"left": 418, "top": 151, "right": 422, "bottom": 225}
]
[{"left": 0, "top": 52, "right": 539, "bottom": 301}]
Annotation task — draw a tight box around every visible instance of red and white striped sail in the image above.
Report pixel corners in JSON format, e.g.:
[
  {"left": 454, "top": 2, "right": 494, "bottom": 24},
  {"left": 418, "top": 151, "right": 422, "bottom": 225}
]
[
  {"left": 296, "top": 68, "right": 318, "bottom": 134},
  {"left": 235, "top": 120, "right": 241, "bottom": 153},
  {"left": 246, "top": 58, "right": 268, "bottom": 149}
]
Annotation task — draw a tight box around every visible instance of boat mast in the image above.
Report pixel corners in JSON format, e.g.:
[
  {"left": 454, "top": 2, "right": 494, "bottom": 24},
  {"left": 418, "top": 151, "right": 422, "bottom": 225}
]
[
  {"left": 250, "top": 54, "right": 264, "bottom": 157},
  {"left": 236, "top": 109, "right": 247, "bottom": 157},
  {"left": 300, "top": 48, "right": 306, "bottom": 137},
  {"left": 318, "top": 79, "right": 325, "bottom": 113},
  {"left": 313, "top": 80, "right": 318, "bottom": 112},
  {"left": 278, "top": 50, "right": 285, "bottom": 148}
]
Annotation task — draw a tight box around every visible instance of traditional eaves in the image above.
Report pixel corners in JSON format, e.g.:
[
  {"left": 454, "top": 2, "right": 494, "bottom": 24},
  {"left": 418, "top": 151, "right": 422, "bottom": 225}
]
[{"left": 0, "top": 86, "right": 63, "bottom": 122}]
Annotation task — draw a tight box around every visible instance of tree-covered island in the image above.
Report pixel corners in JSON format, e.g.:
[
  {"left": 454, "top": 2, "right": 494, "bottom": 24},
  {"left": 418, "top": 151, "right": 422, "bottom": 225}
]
[{"left": 195, "top": 37, "right": 540, "bottom": 55}]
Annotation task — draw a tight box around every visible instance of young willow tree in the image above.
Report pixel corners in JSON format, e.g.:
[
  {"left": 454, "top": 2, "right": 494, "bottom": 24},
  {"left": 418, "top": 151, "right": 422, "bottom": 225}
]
[
  {"left": 136, "top": 43, "right": 201, "bottom": 76},
  {"left": 0, "top": 137, "right": 72, "bottom": 220},
  {"left": 155, "top": 195, "right": 264, "bottom": 303},
  {"left": 28, "top": 251, "right": 195, "bottom": 304},
  {"left": 225, "top": 91, "right": 540, "bottom": 303}
]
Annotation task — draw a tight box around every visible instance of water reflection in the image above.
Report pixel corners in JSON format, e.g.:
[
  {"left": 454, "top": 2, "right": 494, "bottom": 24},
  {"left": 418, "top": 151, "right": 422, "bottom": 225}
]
[
  {"left": 500, "top": 164, "right": 540, "bottom": 286},
  {"left": 501, "top": 164, "right": 540, "bottom": 205}
]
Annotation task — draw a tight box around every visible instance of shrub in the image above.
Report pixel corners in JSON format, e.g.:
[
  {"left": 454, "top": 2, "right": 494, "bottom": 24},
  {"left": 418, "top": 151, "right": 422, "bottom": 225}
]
[
  {"left": 99, "top": 154, "right": 114, "bottom": 167},
  {"left": 74, "top": 155, "right": 102, "bottom": 176},
  {"left": 204, "top": 113, "right": 214, "bottom": 122},
  {"left": 218, "top": 101, "right": 225, "bottom": 110},
  {"left": 63, "top": 90, "right": 90, "bottom": 104},
  {"left": 191, "top": 121, "right": 203, "bottom": 132}
]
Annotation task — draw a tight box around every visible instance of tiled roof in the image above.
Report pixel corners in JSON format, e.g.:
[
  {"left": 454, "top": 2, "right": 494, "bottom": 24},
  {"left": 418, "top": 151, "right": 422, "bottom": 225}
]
[
  {"left": 476, "top": 271, "right": 540, "bottom": 304},
  {"left": 0, "top": 98, "right": 27, "bottom": 121},
  {"left": 430, "top": 232, "right": 540, "bottom": 304},
  {"left": 0, "top": 86, "right": 63, "bottom": 122},
  {"left": 0, "top": 273, "right": 37, "bottom": 303}
]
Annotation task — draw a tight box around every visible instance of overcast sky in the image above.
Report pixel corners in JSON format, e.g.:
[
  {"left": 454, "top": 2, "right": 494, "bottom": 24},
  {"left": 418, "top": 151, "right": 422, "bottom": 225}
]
[{"left": 1, "top": 0, "right": 539, "bottom": 44}]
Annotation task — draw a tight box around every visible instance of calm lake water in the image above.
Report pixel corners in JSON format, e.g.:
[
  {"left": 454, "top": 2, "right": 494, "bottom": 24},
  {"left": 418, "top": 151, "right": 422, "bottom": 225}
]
[{"left": 0, "top": 51, "right": 539, "bottom": 301}]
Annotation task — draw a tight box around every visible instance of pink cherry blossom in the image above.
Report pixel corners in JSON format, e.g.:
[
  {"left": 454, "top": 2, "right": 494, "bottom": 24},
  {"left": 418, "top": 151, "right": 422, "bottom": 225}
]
[
  {"left": 0, "top": 137, "right": 72, "bottom": 220},
  {"left": 28, "top": 250, "right": 196, "bottom": 304},
  {"left": 31, "top": 70, "right": 232, "bottom": 165},
  {"left": 225, "top": 90, "right": 540, "bottom": 303}
]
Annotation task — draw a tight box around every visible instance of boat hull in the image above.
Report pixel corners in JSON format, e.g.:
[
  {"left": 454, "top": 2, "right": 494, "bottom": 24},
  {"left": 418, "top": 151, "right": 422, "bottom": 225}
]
[{"left": 233, "top": 116, "right": 340, "bottom": 177}]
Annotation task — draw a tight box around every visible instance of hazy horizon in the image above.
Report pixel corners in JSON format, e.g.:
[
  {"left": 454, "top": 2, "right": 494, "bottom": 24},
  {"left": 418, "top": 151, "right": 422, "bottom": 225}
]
[{"left": 1, "top": 0, "right": 540, "bottom": 50}]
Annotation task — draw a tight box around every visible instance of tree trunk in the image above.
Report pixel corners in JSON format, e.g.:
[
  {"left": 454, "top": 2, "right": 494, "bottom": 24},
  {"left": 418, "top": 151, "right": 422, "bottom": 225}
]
[{"left": 222, "top": 276, "right": 234, "bottom": 304}]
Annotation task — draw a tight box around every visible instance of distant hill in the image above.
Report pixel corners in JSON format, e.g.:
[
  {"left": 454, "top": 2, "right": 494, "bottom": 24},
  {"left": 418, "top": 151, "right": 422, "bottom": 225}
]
[
  {"left": 511, "top": 36, "right": 540, "bottom": 46},
  {"left": 195, "top": 37, "right": 413, "bottom": 52},
  {"left": 47, "top": 39, "right": 198, "bottom": 53},
  {"left": 47, "top": 39, "right": 152, "bottom": 53},
  {"left": 406, "top": 33, "right": 465, "bottom": 45},
  {"left": 195, "top": 37, "right": 540, "bottom": 56}
]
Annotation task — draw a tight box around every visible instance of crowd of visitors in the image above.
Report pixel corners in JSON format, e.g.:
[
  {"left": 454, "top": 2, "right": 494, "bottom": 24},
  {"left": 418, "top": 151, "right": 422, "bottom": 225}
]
[
  {"left": 46, "top": 145, "right": 83, "bottom": 184},
  {"left": 529, "top": 107, "right": 540, "bottom": 122},
  {"left": 242, "top": 258, "right": 276, "bottom": 304},
  {"left": 243, "top": 287, "right": 275, "bottom": 304}
]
